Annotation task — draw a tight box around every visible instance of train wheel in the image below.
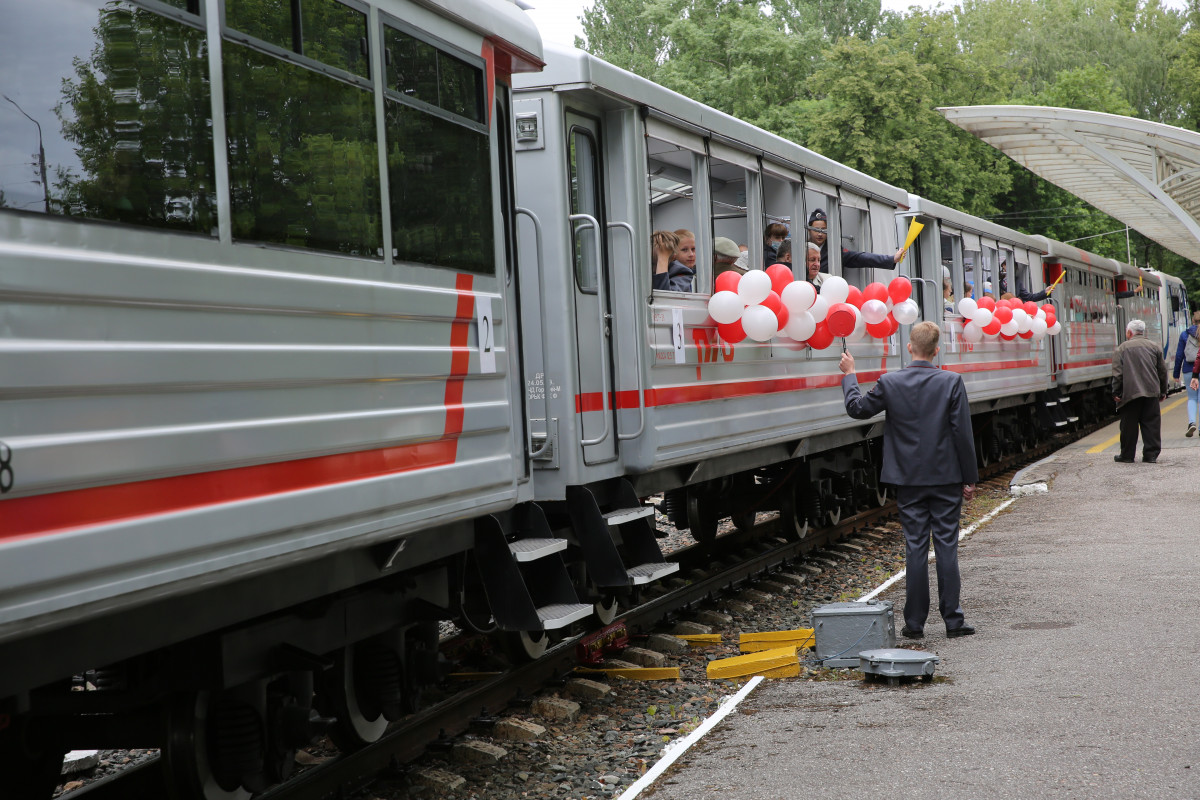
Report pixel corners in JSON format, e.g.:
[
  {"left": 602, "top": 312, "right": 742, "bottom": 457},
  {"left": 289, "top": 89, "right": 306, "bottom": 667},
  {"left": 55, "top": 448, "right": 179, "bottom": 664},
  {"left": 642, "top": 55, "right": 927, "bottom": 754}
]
[
  {"left": 163, "top": 691, "right": 256, "bottom": 800},
  {"left": 779, "top": 486, "right": 809, "bottom": 540},
  {"left": 825, "top": 504, "right": 842, "bottom": 527},
  {"left": 730, "top": 508, "right": 756, "bottom": 534},
  {"left": 318, "top": 643, "right": 394, "bottom": 754},
  {"left": 686, "top": 488, "right": 718, "bottom": 543},
  {"left": 875, "top": 485, "right": 889, "bottom": 507},
  {"left": 0, "top": 716, "right": 65, "bottom": 800},
  {"left": 593, "top": 593, "right": 620, "bottom": 625},
  {"left": 503, "top": 630, "right": 550, "bottom": 662}
]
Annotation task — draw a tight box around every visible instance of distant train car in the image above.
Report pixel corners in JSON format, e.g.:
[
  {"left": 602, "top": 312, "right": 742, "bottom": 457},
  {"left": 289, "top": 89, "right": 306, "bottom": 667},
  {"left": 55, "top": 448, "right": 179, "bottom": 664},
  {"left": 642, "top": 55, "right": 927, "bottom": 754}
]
[
  {"left": 512, "top": 44, "right": 911, "bottom": 537},
  {"left": 1145, "top": 269, "right": 1193, "bottom": 387},
  {"left": 901, "top": 195, "right": 1054, "bottom": 458},
  {"left": 0, "top": 1, "right": 556, "bottom": 796}
]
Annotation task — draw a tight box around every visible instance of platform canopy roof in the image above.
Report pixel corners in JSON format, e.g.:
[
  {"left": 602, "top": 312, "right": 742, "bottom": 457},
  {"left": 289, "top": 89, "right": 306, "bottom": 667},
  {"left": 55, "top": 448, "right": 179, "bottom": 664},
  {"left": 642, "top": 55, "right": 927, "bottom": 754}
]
[{"left": 938, "top": 106, "right": 1200, "bottom": 265}]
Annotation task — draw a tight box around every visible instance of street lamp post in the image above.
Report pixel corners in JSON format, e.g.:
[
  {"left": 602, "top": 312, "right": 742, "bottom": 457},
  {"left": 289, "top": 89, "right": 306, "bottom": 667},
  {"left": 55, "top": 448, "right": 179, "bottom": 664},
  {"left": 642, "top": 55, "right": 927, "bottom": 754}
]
[{"left": 2, "top": 93, "right": 50, "bottom": 214}]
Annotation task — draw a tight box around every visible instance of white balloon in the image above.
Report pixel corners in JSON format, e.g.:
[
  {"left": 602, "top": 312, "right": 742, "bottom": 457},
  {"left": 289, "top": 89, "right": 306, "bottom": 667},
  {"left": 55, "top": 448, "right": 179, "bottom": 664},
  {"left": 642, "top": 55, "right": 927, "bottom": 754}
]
[
  {"left": 742, "top": 304, "right": 778, "bottom": 342},
  {"left": 737, "top": 269, "right": 772, "bottom": 306},
  {"left": 1014, "top": 310, "right": 1032, "bottom": 334},
  {"left": 971, "top": 308, "right": 993, "bottom": 328},
  {"left": 861, "top": 298, "right": 888, "bottom": 325},
  {"left": 819, "top": 275, "right": 849, "bottom": 305},
  {"left": 707, "top": 290, "right": 743, "bottom": 325},
  {"left": 892, "top": 299, "right": 920, "bottom": 325},
  {"left": 1030, "top": 318, "right": 1048, "bottom": 336},
  {"left": 846, "top": 313, "right": 868, "bottom": 342},
  {"left": 781, "top": 280, "right": 817, "bottom": 314},
  {"left": 962, "top": 321, "right": 983, "bottom": 343},
  {"left": 1047, "top": 320, "right": 1062, "bottom": 335},
  {"left": 1000, "top": 320, "right": 1018, "bottom": 336},
  {"left": 810, "top": 295, "right": 830, "bottom": 322},
  {"left": 784, "top": 310, "right": 816, "bottom": 341},
  {"left": 958, "top": 298, "right": 978, "bottom": 319},
  {"left": 1035, "top": 308, "right": 1047, "bottom": 321}
]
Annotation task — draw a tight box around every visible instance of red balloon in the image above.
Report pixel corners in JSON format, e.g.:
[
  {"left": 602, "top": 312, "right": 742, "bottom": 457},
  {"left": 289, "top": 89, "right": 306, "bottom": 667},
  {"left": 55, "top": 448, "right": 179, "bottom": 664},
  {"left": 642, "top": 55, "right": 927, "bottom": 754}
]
[
  {"left": 982, "top": 318, "right": 1002, "bottom": 335},
  {"left": 765, "top": 264, "right": 794, "bottom": 297},
  {"left": 999, "top": 332, "right": 1016, "bottom": 341},
  {"left": 888, "top": 276, "right": 912, "bottom": 304},
  {"left": 715, "top": 270, "right": 741, "bottom": 295},
  {"left": 998, "top": 297, "right": 1015, "bottom": 309},
  {"left": 886, "top": 313, "right": 900, "bottom": 335},
  {"left": 761, "top": 291, "right": 789, "bottom": 329},
  {"left": 1044, "top": 312, "right": 1057, "bottom": 328},
  {"left": 717, "top": 319, "right": 746, "bottom": 343},
  {"left": 1040, "top": 303, "right": 1055, "bottom": 317},
  {"left": 1018, "top": 329, "right": 1034, "bottom": 339},
  {"left": 845, "top": 285, "right": 864, "bottom": 308},
  {"left": 863, "top": 282, "right": 889, "bottom": 304},
  {"left": 977, "top": 296, "right": 996, "bottom": 312},
  {"left": 866, "top": 319, "right": 891, "bottom": 338},
  {"left": 826, "top": 302, "right": 858, "bottom": 337},
  {"left": 993, "top": 305, "right": 1013, "bottom": 324},
  {"left": 807, "top": 321, "right": 834, "bottom": 350},
  {"left": 1022, "top": 301, "right": 1038, "bottom": 316}
]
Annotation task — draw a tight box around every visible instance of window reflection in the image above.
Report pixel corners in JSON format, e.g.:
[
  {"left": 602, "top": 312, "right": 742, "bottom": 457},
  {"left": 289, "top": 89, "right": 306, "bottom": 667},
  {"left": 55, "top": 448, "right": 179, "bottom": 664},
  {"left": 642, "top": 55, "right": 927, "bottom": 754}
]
[
  {"left": 0, "top": 0, "right": 215, "bottom": 233},
  {"left": 224, "top": 40, "right": 381, "bottom": 255},
  {"left": 385, "top": 25, "right": 482, "bottom": 123}
]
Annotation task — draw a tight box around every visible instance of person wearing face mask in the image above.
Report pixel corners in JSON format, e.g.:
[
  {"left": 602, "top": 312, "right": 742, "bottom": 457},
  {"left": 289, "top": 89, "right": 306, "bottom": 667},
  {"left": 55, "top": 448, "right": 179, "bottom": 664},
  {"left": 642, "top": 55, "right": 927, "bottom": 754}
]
[
  {"left": 763, "top": 223, "right": 788, "bottom": 267},
  {"left": 807, "top": 208, "right": 905, "bottom": 273}
]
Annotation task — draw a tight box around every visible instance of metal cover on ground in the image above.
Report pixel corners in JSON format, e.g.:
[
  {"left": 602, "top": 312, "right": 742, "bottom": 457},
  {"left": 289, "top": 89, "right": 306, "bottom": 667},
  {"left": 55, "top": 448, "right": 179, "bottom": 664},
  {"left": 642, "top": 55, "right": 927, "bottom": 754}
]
[
  {"left": 858, "top": 648, "right": 939, "bottom": 680},
  {"left": 811, "top": 600, "right": 895, "bottom": 667}
]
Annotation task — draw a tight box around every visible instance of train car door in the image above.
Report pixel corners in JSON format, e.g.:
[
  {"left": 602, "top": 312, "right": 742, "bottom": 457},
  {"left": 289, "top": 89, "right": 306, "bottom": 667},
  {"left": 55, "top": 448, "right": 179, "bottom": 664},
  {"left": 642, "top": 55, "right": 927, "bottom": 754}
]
[{"left": 566, "top": 112, "right": 618, "bottom": 465}]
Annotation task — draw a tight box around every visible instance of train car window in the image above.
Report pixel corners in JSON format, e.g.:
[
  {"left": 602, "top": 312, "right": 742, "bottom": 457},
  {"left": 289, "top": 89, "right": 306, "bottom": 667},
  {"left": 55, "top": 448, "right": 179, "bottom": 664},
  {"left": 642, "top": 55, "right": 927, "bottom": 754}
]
[
  {"left": 227, "top": 0, "right": 370, "bottom": 81},
  {"left": 999, "top": 248, "right": 1014, "bottom": 295},
  {"left": 981, "top": 245, "right": 997, "bottom": 299},
  {"left": 941, "top": 232, "right": 962, "bottom": 316},
  {"left": 0, "top": 0, "right": 216, "bottom": 233},
  {"left": 838, "top": 203, "right": 870, "bottom": 289},
  {"left": 804, "top": 187, "right": 835, "bottom": 275},
  {"left": 647, "top": 136, "right": 698, "bottom": 289},
  {"left": 380, "top": 23, "right": 491, "bottom": 272},
  {"left": 1014, "top": 261, "right": 1032, "bottom": 300},
  {"left": 385, "top": 26, "right": 482, "bottom": 123},
  {"left": 708, "top": 154, "right": 749, "bottom": 285},
  {"left": 568, "top": 128, "right": 602, "bottom": 293},
  {"left": 762, "top": 172, "right": 796, "bottom": 276},
  {"left": 963, "top": 249, "right": 981, "bottom": 301},
  {"left": 225, "top": 40, "right": 381, "bottom": 256}
]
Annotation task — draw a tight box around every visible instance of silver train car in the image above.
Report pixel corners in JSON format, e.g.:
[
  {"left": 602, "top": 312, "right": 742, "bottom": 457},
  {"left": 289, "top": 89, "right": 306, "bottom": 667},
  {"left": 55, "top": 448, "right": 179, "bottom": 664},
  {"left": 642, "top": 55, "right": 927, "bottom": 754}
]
[{"left": 0, "top": 1, "right": 566, "bottom": 797}]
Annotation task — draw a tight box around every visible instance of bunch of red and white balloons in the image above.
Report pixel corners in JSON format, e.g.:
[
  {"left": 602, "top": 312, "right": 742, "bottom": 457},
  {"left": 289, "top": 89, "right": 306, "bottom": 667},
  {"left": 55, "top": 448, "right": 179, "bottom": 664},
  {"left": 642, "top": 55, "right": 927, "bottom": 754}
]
[
  {"left": 706, "top": 265, "right": 920, "bottom": 349},
  {"left": 956, "top": 296, "right": 1060, "bottom": 343}
]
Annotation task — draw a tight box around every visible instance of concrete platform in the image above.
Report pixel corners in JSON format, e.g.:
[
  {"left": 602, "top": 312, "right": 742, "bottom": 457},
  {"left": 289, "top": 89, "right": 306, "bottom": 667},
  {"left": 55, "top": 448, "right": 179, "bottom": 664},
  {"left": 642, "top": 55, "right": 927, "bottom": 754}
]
[{"left": 647, "top": 399, "right": 1198, "bottom": 800}]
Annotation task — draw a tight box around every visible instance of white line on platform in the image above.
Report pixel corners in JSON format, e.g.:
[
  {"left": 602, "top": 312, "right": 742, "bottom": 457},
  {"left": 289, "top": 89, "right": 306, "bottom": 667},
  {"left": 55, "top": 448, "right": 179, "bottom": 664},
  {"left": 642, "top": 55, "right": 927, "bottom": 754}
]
[
  {"left": 615, "top": 676, "right": 764, "bottom": 800},
  {"left": 857, "top": 497, "right": 1016, "bottom": 603}
]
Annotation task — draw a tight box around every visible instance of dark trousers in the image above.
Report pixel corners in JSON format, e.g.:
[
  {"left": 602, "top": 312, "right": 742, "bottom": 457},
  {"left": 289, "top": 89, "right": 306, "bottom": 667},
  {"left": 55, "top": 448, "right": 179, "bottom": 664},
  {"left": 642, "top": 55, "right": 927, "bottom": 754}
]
[
  {"left": 1119, "top": 396, "right": 1161, "bottom": 462},
  {"left": 896, "top": 483, "right": 966, "bottom": 633}
]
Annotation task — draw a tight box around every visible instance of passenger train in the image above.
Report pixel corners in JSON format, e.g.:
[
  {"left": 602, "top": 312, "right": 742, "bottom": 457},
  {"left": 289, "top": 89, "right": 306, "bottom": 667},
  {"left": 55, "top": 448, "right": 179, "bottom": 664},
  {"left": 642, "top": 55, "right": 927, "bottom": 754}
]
[{"left": 0, "top": 2, "right": 1188, "bottom": 798}]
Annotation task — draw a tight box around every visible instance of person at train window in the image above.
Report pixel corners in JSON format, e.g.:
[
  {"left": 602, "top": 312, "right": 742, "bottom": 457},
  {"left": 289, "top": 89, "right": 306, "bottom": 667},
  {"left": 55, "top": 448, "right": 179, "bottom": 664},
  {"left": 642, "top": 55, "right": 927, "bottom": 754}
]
[
  {"left": 713, "top": 236, "right": 746, "bottom": 278},
  {"left": 1112, "top": 319, "right": 1168, "bottom": 464},
  {"left": 774, "top": 238, "right": 792, "bottom": 266},
  {"left": 806, "top": 208, "right": 904, "bottom": 273},
  {"left": 839, "top": 321, "right": 978, "bottom": 639},
  {"left": 805, "top": 243, "right": 823, "bottom": 287},
  {"left": 651, "top": 229, "right": 692, "bottom": 292},
  {"left": 763, "top": 222, "right": 789, "bottom": 267},
  {"left": 1173, "top": 310, "right": 1200, "bottom": 437},
  {"left": 943, "top": 278, "right": 955, "bottom": 314},
  {"left": 998, "top": 260, "right": 1009, "bottom": 294}
]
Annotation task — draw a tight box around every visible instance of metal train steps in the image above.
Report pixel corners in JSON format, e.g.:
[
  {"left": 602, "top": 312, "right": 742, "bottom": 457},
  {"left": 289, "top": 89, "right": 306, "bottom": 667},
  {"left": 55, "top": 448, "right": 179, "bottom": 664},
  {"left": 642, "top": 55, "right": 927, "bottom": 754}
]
[
  {"left": 565, "top": 479, "right": 678, "bottom": 590},
  {"left": 603, "top": 506, "right": 655, "bottom": 526},
  {"left": 536, "top": 602, "right": 594, "bottom": 627},
  {"left": 508, "top": 538, "right": 569, "bottom": 562},
  {"left": 626, "top": 562, "right": 680, "bottom": 585}
]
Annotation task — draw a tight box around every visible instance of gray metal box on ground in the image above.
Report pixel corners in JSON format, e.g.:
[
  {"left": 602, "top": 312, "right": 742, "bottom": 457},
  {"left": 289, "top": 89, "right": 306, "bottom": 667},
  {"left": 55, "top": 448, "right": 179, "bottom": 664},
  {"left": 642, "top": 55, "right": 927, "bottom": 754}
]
[{"left": 811, "top": 600, "right": 896, "bottom": 667}]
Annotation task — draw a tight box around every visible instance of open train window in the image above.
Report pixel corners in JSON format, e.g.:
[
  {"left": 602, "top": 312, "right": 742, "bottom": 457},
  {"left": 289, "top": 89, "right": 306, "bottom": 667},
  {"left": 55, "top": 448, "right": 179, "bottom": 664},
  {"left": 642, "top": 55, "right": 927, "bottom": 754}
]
[
  {"left": 762, "top": 168, "right": 801, "bottom": 280},
  {"left": 708, "top": 146, "right": 752, "bottom": 291},
  {"left": 646, "top": 135, "right": 699, "bottom": 293},
  {"left": 839, "top": 202, "right": 870, "bottom": 289},
  {"left": 804, "top": 187, "right": 835, "bottom": 276},
  {"left": 0, "top": 0, "right": 216, "bottom": 233},
  {"left": 941, "top": 232, "right": 962, "bottom": 317}
]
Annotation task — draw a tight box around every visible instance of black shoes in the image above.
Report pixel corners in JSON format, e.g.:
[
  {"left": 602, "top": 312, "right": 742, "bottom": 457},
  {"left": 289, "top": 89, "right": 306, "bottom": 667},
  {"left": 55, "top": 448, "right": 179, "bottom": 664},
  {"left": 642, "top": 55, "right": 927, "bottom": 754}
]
[
  {"left": 900, "top": 626, "right": 924, "bottom": 639},
  {"left": 1144, "top": 458, "right": 1157, "bottom": 463},
  {"left": 1113, "top": 456, "right": 1134, "bottom": 463},
  {"left": 946, "top": 625, "right": 976, "bottom": 638},
  {"left": 1187, "top": 423, "right": 1196, "bottom": 438}
]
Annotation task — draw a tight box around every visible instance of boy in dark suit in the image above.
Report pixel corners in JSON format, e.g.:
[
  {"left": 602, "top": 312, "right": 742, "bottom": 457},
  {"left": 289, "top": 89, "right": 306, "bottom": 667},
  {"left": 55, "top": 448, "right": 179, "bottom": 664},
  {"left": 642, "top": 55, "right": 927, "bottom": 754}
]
[{"left": 839, "top": 322, "right": 978, "bottom": 639}]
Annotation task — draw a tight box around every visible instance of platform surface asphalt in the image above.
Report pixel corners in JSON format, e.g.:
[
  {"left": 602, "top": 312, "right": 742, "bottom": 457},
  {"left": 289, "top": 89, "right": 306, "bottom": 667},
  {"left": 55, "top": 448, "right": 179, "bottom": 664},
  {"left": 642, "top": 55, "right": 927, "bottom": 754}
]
[{"left": 648, "top": 398, "right": 1198, "bottom": 800}]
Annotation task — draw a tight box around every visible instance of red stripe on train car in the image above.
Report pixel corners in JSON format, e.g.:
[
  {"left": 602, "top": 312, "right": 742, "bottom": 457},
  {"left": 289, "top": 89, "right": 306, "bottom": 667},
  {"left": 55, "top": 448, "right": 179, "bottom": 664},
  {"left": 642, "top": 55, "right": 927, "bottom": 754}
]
[
  {"left": 573, "top": 370, "right": 886, "bottom": 412},
  {"left": 3, "top": 274, "right": 481, "bottom": 541},
  {"left": 942, "top": 359, "right": 1039, "bottom": 373},
  {"left": 0, "top": 438, "right": 459, "bottom": 543},
  {"left": 1061, "top": 358, "right": 1112, "bottom": 369}
]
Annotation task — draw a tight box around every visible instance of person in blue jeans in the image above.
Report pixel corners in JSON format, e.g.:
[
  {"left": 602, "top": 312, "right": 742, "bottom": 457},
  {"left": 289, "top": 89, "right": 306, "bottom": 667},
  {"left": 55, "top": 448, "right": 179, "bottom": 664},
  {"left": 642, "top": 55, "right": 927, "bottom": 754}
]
[{"left": 1173, "top": 310, "right": 1200, "bottom": 437}]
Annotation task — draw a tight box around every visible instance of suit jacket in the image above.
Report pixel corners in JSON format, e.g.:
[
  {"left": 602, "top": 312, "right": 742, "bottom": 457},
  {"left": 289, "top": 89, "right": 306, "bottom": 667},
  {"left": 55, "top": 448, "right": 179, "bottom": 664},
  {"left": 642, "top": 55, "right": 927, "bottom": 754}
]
[{"left": 842, "top": 361, "right": 978, "bottom": 487}]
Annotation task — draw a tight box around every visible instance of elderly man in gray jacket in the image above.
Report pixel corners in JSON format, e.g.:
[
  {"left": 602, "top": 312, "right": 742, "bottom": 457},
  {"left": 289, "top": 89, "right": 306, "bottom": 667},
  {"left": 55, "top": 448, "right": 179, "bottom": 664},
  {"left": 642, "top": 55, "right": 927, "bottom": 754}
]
[
  {"left": 1113, "top": 319, "right": 1168, "bottom": 463},
  {"left": 840, "top": 322, "right": 978, "bottom": 639}
]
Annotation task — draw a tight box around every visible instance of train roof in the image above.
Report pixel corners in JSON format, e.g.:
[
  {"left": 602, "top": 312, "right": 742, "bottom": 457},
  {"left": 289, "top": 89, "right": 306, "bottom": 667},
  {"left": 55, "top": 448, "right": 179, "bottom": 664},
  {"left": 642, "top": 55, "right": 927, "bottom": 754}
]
[
  {"left": 905, "top": 194, "right": 1045, "bottom": 252},
  {"left": 515, "top": 44, "right": 910, "bottom": 207},
  {"left": 417, "top": 0, "right": 543, "bottom": 72}
]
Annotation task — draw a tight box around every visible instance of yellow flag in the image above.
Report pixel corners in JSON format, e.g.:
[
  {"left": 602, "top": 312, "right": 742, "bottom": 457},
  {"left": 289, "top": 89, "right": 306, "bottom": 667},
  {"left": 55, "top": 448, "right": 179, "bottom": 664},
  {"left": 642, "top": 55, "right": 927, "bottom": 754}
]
[{"left": 903, "top": 219, "right": 925, "bottom": 251}]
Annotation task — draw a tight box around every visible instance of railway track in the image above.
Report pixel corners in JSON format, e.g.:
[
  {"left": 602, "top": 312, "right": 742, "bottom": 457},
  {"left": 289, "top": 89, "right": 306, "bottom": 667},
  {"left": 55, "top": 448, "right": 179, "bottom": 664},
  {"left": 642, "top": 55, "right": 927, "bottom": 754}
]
[{"left": 60, "top": 419, "right": 1099, "bottom": 800}]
